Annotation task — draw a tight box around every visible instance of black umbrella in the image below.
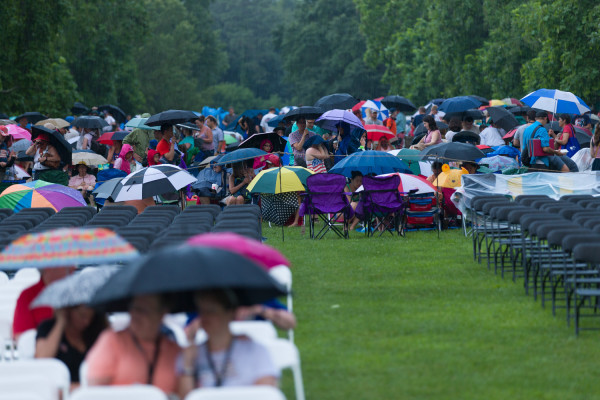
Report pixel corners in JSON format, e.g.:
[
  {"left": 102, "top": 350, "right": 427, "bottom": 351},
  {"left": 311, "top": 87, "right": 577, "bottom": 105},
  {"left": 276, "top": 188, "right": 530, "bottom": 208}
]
[
  {"left": 509, "top": 106, "right": 531, "bottom": 114},
  {"left": 282, "top": 106, "right": 323, "bottom": 122},
  {"left": 73, "top": 116, "right": 109, "bottom": 129},
  {"left": 145, "top": 110, "right": 198, "bottom": 127},
  {"left": 452, "top": 131, "right": 481, "bottom": 145},
  {"left": 414, "top": 121, "right": 449, "bottom": 136},
  {"left": 90, "top": 246, "right": 287, "bottom": 312},
  {"left": 260, "top": 193, "right": 299, "bottom": 226},
  {"left": 443, "top": 109, "right": 484, "bottom": 121},
  {"left": 467, "top": 95, "right": 488, "bottom": 105},
  {"left": 98, "top": 104, "right": 127, "bottom": 123},
  {"left": 238, "top": 132, "right": 287, "bottom": 153},
  {"left": 544, "top": 122, "right": 560, "bottom": 132},
  {"left": 71, "top": 102, "right": 89, "bottom": 115},
  {"left": 381, "top": 95, "right": 417, "bottom": 112},
  {"left": 31, "top": 125, "right": 72, "bottom": 165},
  {"left": 420, "top": 142, "right": 486, "bottom": 162},
  {"left": 111, "top": 131, "right": 129, "bottom": 141},
  {"left": 0, "top": 113, "right": 8, "bottom": 119},
  {"left": 412, "top": 133, "right": 426, "bottom": 146},
  {"left": 574, "top": 127, "right": 592, "bottom": 147},
  {"left": 487, "top": 106, "right": 519, "bottom": 132},
  {"left": 15, "top": 112, "right": 47, "bottom": 124},
  {"left": 314, "top": 93, "right": 360, "bottom": 111}
]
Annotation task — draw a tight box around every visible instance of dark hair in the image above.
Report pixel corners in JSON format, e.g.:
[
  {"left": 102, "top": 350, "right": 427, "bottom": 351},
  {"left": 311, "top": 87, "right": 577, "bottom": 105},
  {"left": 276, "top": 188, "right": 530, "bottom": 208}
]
[
  {"left": 560, "top": 114, "right": 571, "bottom": 124},
  {"left": 449, "top": 117, "right": 462, "bottom": 132},
  {"left": 432, "top": 161, "right": 444, "bottom": 170},
  {"left": 205, "top": 115, "right": 217, "bottom": 124},
  {"left": 526, "top": 109, "right": 537, "bottom": 122},
  {"left": 195, "top": 289, "right": 239, "bottom": 311},
  {"left": 160, "top": 124, "right": 171, "bottom": 133},
  {"left": 536, "top": 111, "right": 548, "bottom": 119},
  {"left": 351, "top": 170, "right": 363, "bottom": 180},
  {"left": 422, "top": 115, "right": 438, "bottom": 130},
  {"left": 195, "top": 115, "right": 205, "bottom": 123},
  {"left": 463, "top": 116, "right": 474, "bottom": 123},
  {"left": 80, "top": 310, "right": 109, "bottom": 349}
]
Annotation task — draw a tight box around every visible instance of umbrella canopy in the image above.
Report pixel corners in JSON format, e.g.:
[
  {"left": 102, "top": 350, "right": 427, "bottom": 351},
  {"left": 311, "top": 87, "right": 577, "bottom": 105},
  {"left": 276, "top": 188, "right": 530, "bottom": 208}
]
[
  {"left": 12, "top": 165, "right": 31, "bottom": 179},
  {"left": 467, "top": 95, "right": 488, "bottom": 106},
  {"left": 71, "top": 102, "right": 89, "bottom": 115},
  {"left": 125, "top": 117, "right": 159, "bottom": 131},
  {"left": 439, "top": 96, "right": 481, "bottom": 114},
  {"left": 387, "top": 148, "right": 422, "bottom": 175},
  {"left": 433, "top": 168, "right": 466, "bottom": 188},
  {"left": 0, "top": 180, "right": 86, "bottom": 212},
  {"left": 0, "top": 119, "right": 17, "bottom": 125},
  {"left": 258, "top": 192, "right": 299, "bottom": 226},
  {"left": 72, "top": 150, "right": 108, "bottom": 167},
  {"left": 314, "top": 93, "right": 360, "bottom": 111},
  {"left": 224, "top": 133, "right": 239, "bottom": 145},
  {"left": 381, "top": 95, "right": 416, "bottom": 112},
  {"left": 92, "top": 177, "right": 123, "bottom": 200},
  {"left": 9, "top": 139, "right": 32, "bottom": 153},
  {"left": 520, "top": 89, "right": 591, "bottom": 115},
  {"left": 98, "top": 104, "right": 127, "bottom": 123},
  {"left": 502, "top": 97, "right": 523, "bottom": 106},
  {"left": 31, "top": 125, "right": 72, "bottom": 165},
  {"left": 111, "top": 164, "right": 196, "bottom": 202},
  {"left": 145, "top": 110, "right": 197, "bottom": 127},
  {"left": 5, "top": 124, "right": 31, "bottom": 140},
  {"left": 0, "top": 228, "right": 139, "bottom": 270},
  {"left": 357, "top": 172, "right": 437, "bottom": 194},
  {"left": 97, "top": 131, "right": 129, "bottom": 145},
  {"left": 443, "top": 109, "right": 484, "bottom": 121},
  {"left": 574, "top": 126, "right": 592, "bottom": 146},
  {"left": 90, "top": 246, "right": 287, "bottom": 312},
  {"left": 282, "top": 106, "right": 324, "bottom": 122},
  {"left": 508, "top": 106, "right": 531, "bottom": 114},
  {"left": 365, "top": 125, "right": 395, "bottom": 142},
  {"left": 488, "top": 99, "right": 506, "bottom": 107},
  {"left": 329, "top": 150, "right": 411, "bottom": 177},
  {"left": 452, "top": 131, "right": 481, "bottom": 145},
  {"left": 267, "top": 114, "right": 285, "bottom": 127},
  {"left": 73, "top": 116, "right": 108, "bottom": 130},
  {"left": 248, "top": 166, "right": 313, "bottom": 194},
  {"left": 361, "top": 100, "right": 389, "bottom": 121},
  {"left": 15, "top": 112, "right": 47, "bottom": 124},
  {"left": 186, "top": 232, "right": 290, "bottom": 269},
  {"left": 421, "top": 142, "right": 486, "bottom": 162},
  {"left": 36, "top": 118, "right": 70, "bottom": 130},
  {"left": 315, "top": 109, "right": 365, "bottom": 132},
  {"left": 503, "top": 128, "right": 518, "bottom": 140},
  {"left": 413, "top": 121, "right": 449, "bottom": 136},
  {"left": 487, "top": 106, "right": 519, "bottom": 132},
  {"left": 216, "top": 148, "right": 267, "bottom": 166},
  {"left": 32, "top": 267, "right": 118, "bottom": 309},
  {"left": 238, "top": 132, "right": 287, "bottom": 153}
]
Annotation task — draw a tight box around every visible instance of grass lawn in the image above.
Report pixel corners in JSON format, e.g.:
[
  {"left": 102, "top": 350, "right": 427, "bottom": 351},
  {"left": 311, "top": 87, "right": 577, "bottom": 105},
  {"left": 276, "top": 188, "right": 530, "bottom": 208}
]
[{"left": 265, "top": 224, "right": 600, "bottom": 400}]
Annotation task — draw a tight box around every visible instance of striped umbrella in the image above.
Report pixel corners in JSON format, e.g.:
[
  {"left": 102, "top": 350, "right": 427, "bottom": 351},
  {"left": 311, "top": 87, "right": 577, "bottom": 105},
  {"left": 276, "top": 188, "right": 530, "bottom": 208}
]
[
  {"left": 111, "top": 164, "right": 196, "bottom": 202},
  {"left": 520, "top": 89, "right": 590, "bottom": 115},
  {"left": 0, "top": 180, "right": 86, "bottom": 212},
  {"left": 361, "top": 100, "right": 389, "bottom": 121},
  {"left": 248, "top": 166, "right": 314, "bottom": 194},
  {"left": 365, "top": 124, "right": 395, "bottom": 142},
  {"left": 0, "top": 228, "right": 139, "bottom": 270}
]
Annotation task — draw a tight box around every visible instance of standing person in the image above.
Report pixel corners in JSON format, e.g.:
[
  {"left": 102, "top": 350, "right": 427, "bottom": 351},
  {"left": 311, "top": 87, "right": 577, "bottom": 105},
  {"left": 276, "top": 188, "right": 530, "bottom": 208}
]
[
  {"left": 0, "top": 127, "right": 16, "bottom": 179},
  {"left": 260, "top": 108, "right": 277, "bottom": 133},
  {"left": 77, "top": 129, "right": 95, "bottom": 151},
  {"left": 193, "top": 116, "right": 214, "bottom": 159},
  {"left": 304, "top": 136, "right": 329, "bottom": 174},
  {"left": 552, "top": 114, "right": 580, "bottom": 157},
  {"left": 223, "top": 107, "right": 237, "bottom": 127},
  {"left": 385, "top": 109, "right": 399, "bottom": 135},
  {"left": 479, "top": 122, "right": 505, "bottom": 147},
  {"left": 364, "top": 109, "right": 383, "bottom": 126},
  {"left": 590, "top": 127, "right": 600, "bottom": 171},
  {"left": 521, "top": 111, "right": 568, "bottom": 172},
  {"left": 156, "top": 125, "right": 176, "bottom": 163},
  {"left": 26, "top": 133, "right": 62, "bottom": 180},
  {"left": 410, "top": 115, "right": 441, "bottom": 150},
  {"left": 237, "top": 116, "right": 256, "bottom": 140},
  {"left": 104, "top": 111, "right": 117, "bottom": 131},
  {"left": 288, "top": 117, "right": 315, "bottom": 168},
  {"left": 206, "top": 116, "right": 225, "bottom": 156},
  {"left": 16, "top": 115, "right": 31, "bottom": 133}
]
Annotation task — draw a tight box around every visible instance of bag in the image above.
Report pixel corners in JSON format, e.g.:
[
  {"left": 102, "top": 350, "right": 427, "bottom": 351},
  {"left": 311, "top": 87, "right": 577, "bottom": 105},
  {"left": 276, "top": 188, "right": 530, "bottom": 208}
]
[
  {"left": 563, "top": 125, "right": 580, "bottom": 157},
  {"left": 529, "top": 138, "right": 555, "bottom": 157}
]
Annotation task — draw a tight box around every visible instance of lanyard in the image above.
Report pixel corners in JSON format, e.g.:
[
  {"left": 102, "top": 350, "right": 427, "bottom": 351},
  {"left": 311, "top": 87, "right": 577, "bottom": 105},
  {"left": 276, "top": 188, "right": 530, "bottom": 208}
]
[
  {"left": 205, "top": 338, "right": 234, "bottom": 387},
  {"left": 129, "top": 330, "right": 162, "bottom": 385}
]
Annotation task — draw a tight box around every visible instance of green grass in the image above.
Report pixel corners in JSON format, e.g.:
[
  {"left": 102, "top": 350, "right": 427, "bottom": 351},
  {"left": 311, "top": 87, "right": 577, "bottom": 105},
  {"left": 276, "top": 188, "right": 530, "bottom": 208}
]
[{"left": 265, "top": 224, "right": 600, "bottom": 400}]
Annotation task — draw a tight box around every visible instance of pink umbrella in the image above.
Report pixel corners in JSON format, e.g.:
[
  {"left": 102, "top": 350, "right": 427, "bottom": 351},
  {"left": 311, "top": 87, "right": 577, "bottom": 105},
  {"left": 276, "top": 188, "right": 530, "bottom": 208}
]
[
  {"left": 6, "top": 124, "right": 32, "bottom": 140},
  {"left": 186, "top": 232, "right": 290, "bottom": 270}
]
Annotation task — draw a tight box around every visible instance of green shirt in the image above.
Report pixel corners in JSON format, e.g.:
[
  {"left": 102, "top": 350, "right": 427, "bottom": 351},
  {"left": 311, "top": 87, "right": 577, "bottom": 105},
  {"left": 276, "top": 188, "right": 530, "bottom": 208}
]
[{"left": 123, "top": 128, "right": 154, "bottom": 159}]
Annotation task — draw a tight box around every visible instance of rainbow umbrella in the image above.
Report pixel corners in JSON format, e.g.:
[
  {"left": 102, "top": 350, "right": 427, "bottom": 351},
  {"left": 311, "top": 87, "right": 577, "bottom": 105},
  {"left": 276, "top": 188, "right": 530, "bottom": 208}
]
[
  {"left": 0, "top": 180, "right": 86, "bottom": 212},
  {"left": 0, "top": 227, "right": 139, "bottom": 270}
]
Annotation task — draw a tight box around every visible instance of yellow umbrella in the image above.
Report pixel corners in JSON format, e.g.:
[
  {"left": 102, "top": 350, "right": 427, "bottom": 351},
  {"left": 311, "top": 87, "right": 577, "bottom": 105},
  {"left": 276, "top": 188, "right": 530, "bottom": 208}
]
[
  {"left": 433, "top": 167, "right": 468, "bottom": 188},
  {"left": 489, "top": 99, "right": 506, "bottom": 107},
  {"left": 247, "top": 166, "right": 314, "bottom": 194}
]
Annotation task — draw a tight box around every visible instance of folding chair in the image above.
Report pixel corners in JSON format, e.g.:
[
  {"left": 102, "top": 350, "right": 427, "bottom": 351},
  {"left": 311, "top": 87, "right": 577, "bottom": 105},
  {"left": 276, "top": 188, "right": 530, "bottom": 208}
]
[
  {"left": 572, "top": 243, "right": 600, "bottom": 335},
  {"left": 356, "top": 175, "right": 405, "bottom": 237},
  {"left": 183, "top": 204, "right": 221, "bottom": 217},
  {"left": 0, "top": 359, "right": 70, "bottom": 399},
  {"left": 299, "top": 173, "right": 354, "bottom": 239},
  {"left": 0, "top": 375, "right": 57, "bottom": 400},
  {"left": 404, "top": 192, "right": 440, "bottom": 232},
  {"left": 70, "top": 385, "right": 168, "bottom": 400},
  {"left": 185, "top": 386, "right": 286, "bottom": 400}
]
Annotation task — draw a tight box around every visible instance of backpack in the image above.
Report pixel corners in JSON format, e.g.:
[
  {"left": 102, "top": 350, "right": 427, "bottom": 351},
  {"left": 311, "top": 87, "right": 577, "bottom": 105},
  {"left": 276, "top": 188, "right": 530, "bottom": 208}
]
[{"left": 521, "top": 125, "right": 543, "bottom": 167}]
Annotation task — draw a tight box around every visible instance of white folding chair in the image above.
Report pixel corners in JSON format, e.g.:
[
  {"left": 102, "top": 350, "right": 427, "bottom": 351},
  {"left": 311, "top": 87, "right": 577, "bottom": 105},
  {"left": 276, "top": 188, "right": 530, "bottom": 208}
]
[
  {"left": 16, "top": 328, "right": 37, "bottom": 359},
  {"left": 230, "top": 321, "right": 278, "bottom": 344},
  {"left": 269, "top": 265, "right": 294, "bottom": 342},
  {"left": 0, "top": 359, "right": 70, "bottom": 399},
  {"left": 79, "top": 361, "right": 88, "bottom": 387},
  {"left": 265, "top": 339, "right": 305, "bottom": 400},
  {"left": 12, "top": 268, "right": 41, "bottom": 286},
  {"left": 70, "top": 385, "right": 168, "bottom": 400},
  {"left": 185, "top": 386, "right": 286, "bottom": 400},
  {"left": 0, "top": 375, "right": 57, "bottom": 400},
  {"left": 0, "top": 270, "right": 9, "bottom": 286},
  {"left": 0, "top": 313, "right": 15, "bottom": 361}
]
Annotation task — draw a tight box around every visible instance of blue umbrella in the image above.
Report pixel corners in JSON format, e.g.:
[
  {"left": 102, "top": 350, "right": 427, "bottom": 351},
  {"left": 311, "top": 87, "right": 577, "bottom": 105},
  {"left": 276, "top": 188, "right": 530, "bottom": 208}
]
[
  {"left": 315, "top": 109, "right": 364, "bottom": 132},
  {"left": 439, "top": 96, "right": 482, "bottom": 114},
  {"left": 520, "top": 89, "right": 590, "bottom": 115},
  {"left": 329, "top": 150, "right": 411, "bottom": 178},
  {"left": 216, "top": 148, "right": 267, "bottom": 165},
  {"left": 267, "top": 114, "right": 285, "bottom": 127}
]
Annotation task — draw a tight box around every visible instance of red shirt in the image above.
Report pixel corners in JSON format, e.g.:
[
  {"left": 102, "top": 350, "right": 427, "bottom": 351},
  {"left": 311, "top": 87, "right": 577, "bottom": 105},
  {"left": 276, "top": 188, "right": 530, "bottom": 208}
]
[
  {"left": 156, "top": 139, "right": 171, "bottom": 156},
  {"left": 13, "top": 279, "right": 53, "bottom": 337}
]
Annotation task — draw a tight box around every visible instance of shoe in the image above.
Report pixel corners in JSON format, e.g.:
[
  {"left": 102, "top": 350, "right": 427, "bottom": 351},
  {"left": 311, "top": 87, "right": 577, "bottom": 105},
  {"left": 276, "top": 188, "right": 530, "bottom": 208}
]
[{"left": 356, "top": 227, "right": 366, "bottom": 233}]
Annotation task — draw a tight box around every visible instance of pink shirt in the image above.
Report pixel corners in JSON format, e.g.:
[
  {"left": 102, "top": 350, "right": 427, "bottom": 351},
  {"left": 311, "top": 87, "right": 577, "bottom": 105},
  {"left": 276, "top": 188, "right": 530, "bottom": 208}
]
[
  {"left": 69, "top": 174, "right": 96, "bottom": 189},
  {"left": 423, "top": 130, "right": 442, "bottom": 145}
]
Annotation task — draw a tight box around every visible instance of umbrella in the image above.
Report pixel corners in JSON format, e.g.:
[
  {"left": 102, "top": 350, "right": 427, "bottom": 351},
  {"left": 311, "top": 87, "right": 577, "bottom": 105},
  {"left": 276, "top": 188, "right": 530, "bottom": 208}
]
[
  {"left": 478, "top": 155, "right": 519, "bottom": 172},
  {"left": 351, "top": 100, "right": 366, "bottom": 112},
  {"left": 329, "top": 150, "right": 411, "bottom": 178},
  {"left": 216, "top": 148, "right": 267, "bottom": 166},
  {"left": 487, "top": 106, "right": 519, "bottom": 132},
  {"left": 5, "top": 124, "right": 31, "bottom": 140},
  {"left": 439, "top": 96, "right": 481, "bottom": 114},
  {"left": 488, "top": 99, "right": 506, "bottom": 107},
  {"left": 73, "top": 116, "right": 108, "bottom": 129},
  {"left": 381, "top": 95, "right": 417, "bottom": 112},
  {"left": 0, "top": 113, "right": 8, "bottom": 119},
  {"left": 238, "top": 132, "right": 287, "bottom": 153},
  {"left": 71, "top": 102, "right": 89, "bottom": 115},
  {"left": 420, "top": 142, "right": 486, "bottom": 162},
  {"left": 314, "top": 93, "right": 360, "bottom": 111},
  {"left": 429, "top": 98, "right": 445, "bottom": 106},
  {"left": 357, "top": 172, "right": 437, "bottom": 194},
  {"left": 520, "top": 88, "right": 591, "bottom": 115},
  {"left": 282, "top": 106, "right": 324, "bottom": 122},
  {"left": 433, "top": 168, "right": 466, "bottom": 188},
  {"left": 11, "top": 165, "right": 31, "bottom": 179},
  {"left": 15, "top": 112, "right": 47, "bottom": 124},
  {"left": 92, "top": 177, "right": 123, "bottom": 200},
  {"left": 31, "top": 267, "right": 118, "bottom": 309},
  {"left": 508, "top": 106, "right": 531, "bottom": 114},
  {"left": 443, "top": 109, "right": 484, "bottom": 121},
  {"left": 365, "top": 125, "right": 395, "bottom": 142},
  {"left": 90, "top": 246, "right": 287, "bottom": 312},
  {"left": 574, "top": 127, "right": 592, "bottom": 146},
  {"left": 267, "top": 114, "right": 285, "bottom": 127},
  {"left": 476, "top": 145, "right": 494, "bottom": 154},
  {"left": 502, "top": 97, "right": 523, "bottom": 106},
  {"left": 186, "top": 232, "right": 290, "bottom": 269},
  {"left": 387, "top": 148, "right": 422, "bottom": 175},
  {"left": 98, "top": 104, "right": 127, "bottom": 123},
  {"left": 413, "top": 121, "right": 449, "bottom": 136},
  {"left": 145, "top": 110, "right": 197, "bottom": 127},
  {"left": 0, "top": 228, "right": 139, "bottom": 270},
  {"left": 259, "top": 192, "right": 299, "bottom": 226},
  {"left": 503, "top": 128, "right": 518, "bottom": 140},
  {"left": 125, "top": 117, "right": 159, "bottom": 131},
  {"left": 9, "top": 139, "right": 32, "bottom": 153},
  {"left": 315, "top": 109, "right": 365, "bottom": 132},
  {"left": 361, "top": 100, "right": 389, "bottom": 121},
  {"left": 97, "top": 131, "right": 129, "bottom": 145},
  {"left": 31, "top": 125, "right": 72, "bottom": 165},
  {"left": 302, "top": 135, "right": 325, "bottom": 150},
  {"left": 36, "top": 118, "right": 70, "bottom": 129},
  {"left": 224, "top": 133, "right": 239, "bottom": 145},
  {"left": 467, "top": 95, "right": 488, "bottom": 106},
  {"left": 0, "top": 119, "right": 17, "bottom": 125},
  {"left": 248, "top": 166, "right": 313, "bottom": 194},
  {"left": 452, "top": 131, "right": 481, "bottom": 145},
  {"left": 0, "top": 180, "right": 85, "bottom": 212},
  {"left": 544, "top": 121, "right": 560, "bottom": 132},
  {"left": 110, "top": 164, "right": 196, "bottom": 202},
  {"left": 72, "top": 150, "right": 108, "bottom": 167}
]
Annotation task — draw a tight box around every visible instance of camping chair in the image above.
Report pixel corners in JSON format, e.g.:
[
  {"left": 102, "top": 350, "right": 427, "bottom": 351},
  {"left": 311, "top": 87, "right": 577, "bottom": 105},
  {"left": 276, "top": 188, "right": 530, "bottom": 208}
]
[
  {"left": 440, "top": 187, "right": 462, "bottom": 229},
  {"left": 299, "top": 173, "right": 354, "bottom": 239},
  {"left": 404, "top": 192, "right": 441, "bottom": 232},
  {"left": 356, "top": 175, "right": 405, "bottom": 237}
]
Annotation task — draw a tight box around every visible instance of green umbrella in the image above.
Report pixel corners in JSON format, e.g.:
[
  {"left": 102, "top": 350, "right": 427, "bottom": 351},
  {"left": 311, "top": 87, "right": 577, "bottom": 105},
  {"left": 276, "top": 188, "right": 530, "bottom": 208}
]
[
  {"left": 248, "top": 166, "right": 314, "bottom": 194},
  {"left": 393, "top": 148, "right": 422, "bottom": 175},
  {"left": 224, "top": 133, "right": 238, "bottom": 145},
  {"left": 125, "top": 117, "right": 159, "bottom": 131}
]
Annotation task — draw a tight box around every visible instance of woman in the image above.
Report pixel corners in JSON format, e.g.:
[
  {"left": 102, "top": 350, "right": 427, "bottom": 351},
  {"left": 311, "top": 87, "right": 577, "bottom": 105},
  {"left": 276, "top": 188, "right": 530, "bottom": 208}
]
[
  {"left": 553, "top": 114, "right": 580, "bottom": 157},
  {"left": 238, "top": 116, "right": 257, "bottom": 140},
  {"left": 444, "top": 117, "right": 462, "bottom": 142},
  {"left": 227, "top": 163, "right": 254, "bottom": 205},
  {"left": 591, "top": 127, "right": 600, "bottom": 171},
  {"left": 114, "top": 144, "right": 136, "bottom": 174},
  {"left": 345, "top": 171, "right": 363, "bottom": 231},
  {"left": 26, "top": 132, "right": 62, "bottom": 180},
  {"left": 77, "top": 129, "right": 95, "bottom": 151},
  {"left": 194, "top": 116, "right": 214, "bottom": 160},
  {"left": 86, "top": 294, "right": 180, "bottom": 395},
  {"left": 427, "top": 161, "right": 444, "bottom": 183},
  {"left": 36, "top": 305, "right": 107, "bottom": 386},
  {"left": 69, "top": 163, "right": 96, "bottom": 203},
  {"left": 178, "top": 126, "right": 197, "bottom": 164},
  {"left": 410, "top": 115, "right": 441, "bottom": 151},
  {"left": 304, "top": 136, "right": 329, "bottom": 173},
  {"left": 106, "top": 139, "right": 123, "bottom": 165},
  {"left": 177, "top": 289, "right": 278, "bottom": 397},
  {"left": 376, "top": 136, "right": 393, "bottom": 152},
  {"left": 0, "top": 127, "right": 16, "bottom": 181},
  {"left": 253, "top": 139, "right": 274, "bottom": 170}
]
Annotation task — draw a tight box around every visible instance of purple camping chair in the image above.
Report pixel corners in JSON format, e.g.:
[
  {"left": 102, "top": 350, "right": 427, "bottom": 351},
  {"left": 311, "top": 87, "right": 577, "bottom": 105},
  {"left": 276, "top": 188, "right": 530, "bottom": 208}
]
[
  {"left": 299, "top": 173, "right": 354, "bottom": 239},
  {"left": 356, "top": 174, "right": 405, "bottom": 237}
]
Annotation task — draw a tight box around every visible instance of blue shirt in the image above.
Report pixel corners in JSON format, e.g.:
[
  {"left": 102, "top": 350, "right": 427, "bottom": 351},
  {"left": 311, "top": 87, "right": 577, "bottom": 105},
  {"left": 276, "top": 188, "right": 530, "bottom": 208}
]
[{"left": 522, "top": 121, "right": 550, "bottom": 166}]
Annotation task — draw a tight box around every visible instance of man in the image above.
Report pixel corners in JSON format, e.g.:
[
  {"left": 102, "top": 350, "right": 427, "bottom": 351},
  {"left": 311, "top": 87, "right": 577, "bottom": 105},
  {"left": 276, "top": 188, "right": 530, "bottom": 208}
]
[
  {"left": 522, "top": 111, "right": 568, "bottom": 172},
  {"left": 15, "top": 115, "right": 30, "bottom": 133},
  {"left": 430, "top": 105, "right": 444, "bottom": 122},
  {"left": 385, "top": 108, "right": 399, "bottom": 135},
  {"left": 260, "top": 108, "right": 278, "bottom": 133},
  {"left": 513, "top": 109, "right": 537, "bottom": 149},
  {"left": 156, "top": 124, "right": 176, "bottom": 163},
  {"left": 364, "top": 109, "right": 382, "bottom": 125},
  {"left": 104, "top": 111, "right": 117, "bottom": 131},
  {"left": 288, "top": 117, "right": 315, "bottom": 167},
  {"left": 479, "top": 122, "right": 505, "bottom": 147},
  {"left": 573, "top": 112, "right": 592, "bottom": 132},
  {"left": 411, "top": 107, "right": 427, "bottom": 135},
  {"left": 222, "top": 106, "right": 237, "bottom": 127},
  {"left": 461, "top": 116, "right": 480, "bottom": 134},
  {"left": 206, "top": 116, "right": 225, "bottom": 155}
]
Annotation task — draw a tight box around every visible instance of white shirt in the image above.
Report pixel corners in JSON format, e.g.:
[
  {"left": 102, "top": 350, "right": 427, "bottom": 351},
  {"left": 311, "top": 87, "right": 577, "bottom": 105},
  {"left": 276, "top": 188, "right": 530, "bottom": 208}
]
[
  {"left": 260, "top": 113, "right": 277, "bottom": 133},
  {"left": 105, "top": 115, "right": 116, "bottom": 126},
  {"left": 479, "top": 126, "right": 505, "bottom": 147},
  {"left": 445, "top": 130, "right": 459, "bottom": 142}
]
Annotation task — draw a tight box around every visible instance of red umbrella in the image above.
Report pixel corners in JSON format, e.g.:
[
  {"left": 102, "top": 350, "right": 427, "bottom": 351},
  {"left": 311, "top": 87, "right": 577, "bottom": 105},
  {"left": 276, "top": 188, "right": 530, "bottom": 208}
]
[
  {"left": 503, "top": 128, "right": 517, "bottom": 140},
  {"left": 98, "top": 131, "right": 115, "bottom": 145},
  {"left": 351, "top": 100, "right": 366, "bottom": 112},
  {"left": 365, "top": 124, "right": 395, "bottom": 142}
]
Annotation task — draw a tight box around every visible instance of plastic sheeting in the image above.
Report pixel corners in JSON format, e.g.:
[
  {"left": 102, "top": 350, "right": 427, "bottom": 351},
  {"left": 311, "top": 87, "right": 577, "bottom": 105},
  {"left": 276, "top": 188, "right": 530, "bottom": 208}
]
[{"left": 451, "top": 172, "right": 600, "bottom": 212}]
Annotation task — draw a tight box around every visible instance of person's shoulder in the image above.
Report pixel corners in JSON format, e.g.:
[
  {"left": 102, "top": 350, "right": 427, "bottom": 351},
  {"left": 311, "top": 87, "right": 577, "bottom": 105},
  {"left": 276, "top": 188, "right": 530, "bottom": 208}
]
[
  {"left": 36, "top": 318, "right": 56, "bottom": 337},
  {"left": 18, "top": 280, "right": 44, "bottom": 301}
]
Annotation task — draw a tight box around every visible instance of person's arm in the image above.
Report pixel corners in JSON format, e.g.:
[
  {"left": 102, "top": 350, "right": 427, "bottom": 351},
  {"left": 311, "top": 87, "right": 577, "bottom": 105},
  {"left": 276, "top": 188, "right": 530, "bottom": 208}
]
[
  {"left": 82, "top": 136, "right": 89, "bottom": 150},
  {"left": 40, "top": 146, "right": 60, "bottom": 166},
  {"left": 25, "top": 143, "right": 37, "bottom": 156},
  {"left": 203, "top": 127, "right": 213, "bottom": 143},
  {"left": 555, "top": 131, "right": 569, "bottom": 146},
  {"left": 164, "top": 140, "right": 175, "bottom": 162},
  {"left": 421, "top": 131, "right": 441, "bottom": 148},
  {"left": 107, "top": 146, "right": 116, "bottom": 162},
  {"left": 254, "top": 376, "right": 278, "bottom": 386},
  {"left": 229, "top": 174, "right": 249, "bottom": 194},
  {"left": 291, "top": 131, "right": 309, "bottom": 151},
  {"left": 542, "top": 146, "right": 562, "bottom": 156},
  {"left": 35, "top": 312, "right": 66, "bottom": 358}
]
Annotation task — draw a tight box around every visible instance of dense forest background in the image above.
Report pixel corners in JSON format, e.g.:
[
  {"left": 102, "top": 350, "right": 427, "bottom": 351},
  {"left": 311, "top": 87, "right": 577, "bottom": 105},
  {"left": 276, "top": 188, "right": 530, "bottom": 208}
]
[{"left": 1, "top": 0, "right": 599, "bottom": 116}]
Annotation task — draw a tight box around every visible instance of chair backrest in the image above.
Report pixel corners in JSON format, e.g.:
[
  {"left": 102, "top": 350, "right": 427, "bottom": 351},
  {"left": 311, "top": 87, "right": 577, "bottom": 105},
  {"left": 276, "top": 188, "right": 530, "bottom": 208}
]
[
  {"left": 70, "top": 385, "right": 168, "bottom": 400},
  {"left": 304, "top": 173, "right": 349, "bottom": 214},
  {"left": 185, "top": 386, "right": 286, "bottom": 400},
  {"left": 362, "top": 175, "right": 403, "bottom": 210},
  {"left": 12, "top": 268, "right": 41, "bottom": 285},
  {"left": 0, "top": 375, "right": 57, "bottom": 400},
  {"left": 0, "top": 359, "right": 70, "bottom": 399},
  {"left": 229, "top": 321, "right": 278, "bottom": 344},
  {"left": 269, "top": 265, "right": 292, "bottom": 289},
  {"left": 16, "top": 329, "right": 36, "bottom": 359}
]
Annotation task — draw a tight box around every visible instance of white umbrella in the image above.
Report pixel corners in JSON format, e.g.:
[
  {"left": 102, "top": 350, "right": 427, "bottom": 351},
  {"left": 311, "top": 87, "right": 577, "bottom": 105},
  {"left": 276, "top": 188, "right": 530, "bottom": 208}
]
[
  {"left": 111, "top": 164, "right": 196, "bottom": 202},
  {"left": 72, "top": 151, "right": 108, "bottom": 166},
  {"left": 520, "top": 89, "right": 591, "bottom": 115}
]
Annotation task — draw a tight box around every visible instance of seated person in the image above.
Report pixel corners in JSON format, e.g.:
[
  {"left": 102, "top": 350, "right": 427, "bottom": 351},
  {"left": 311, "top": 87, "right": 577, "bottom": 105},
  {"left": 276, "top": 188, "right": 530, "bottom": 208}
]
[
  {"left": 253, "top": 139, "right": 274, "bottom": 170},
  {"left": 114, "top": 144, "right": 136, "bottom": 174},
  {"left": 69, "top": 163, "right": 96, "bottom": 203},
  {"left": 345, "top": 171, "right": 363, "bottom": 231},
  {"left": 147, "top": 149, "right": 161, "bottom": 166},
  {"left": 193, "top": 157, "right": 227, "bottom": 205},
  {"left": 227, "top": 162, "right": 255, "bottom": 205},
  {"left": 460, "top": 161, "right": 478, "bottom": 175},
  {"left": 427, "top": 161, "right": 444, "bottom": 183},
  {"left": 522, "top": 111, "right": 569, "bottom": 172}
]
